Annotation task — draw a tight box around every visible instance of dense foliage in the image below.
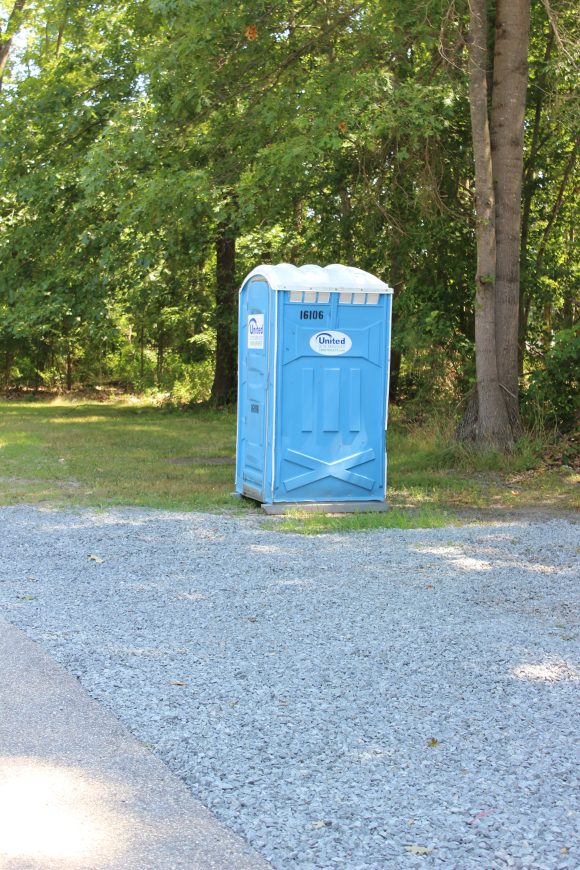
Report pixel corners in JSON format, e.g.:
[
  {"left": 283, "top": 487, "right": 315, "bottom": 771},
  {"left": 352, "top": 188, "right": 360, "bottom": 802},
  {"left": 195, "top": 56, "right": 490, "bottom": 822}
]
[{"left": 0, "top": 1, "right": 578, "bottom": 427}]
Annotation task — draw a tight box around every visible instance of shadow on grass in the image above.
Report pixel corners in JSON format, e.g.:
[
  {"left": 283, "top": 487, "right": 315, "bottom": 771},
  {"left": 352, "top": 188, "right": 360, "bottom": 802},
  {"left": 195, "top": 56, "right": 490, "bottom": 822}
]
[{"left": 0, "top": 399, "right": 577, "bottom": 517}]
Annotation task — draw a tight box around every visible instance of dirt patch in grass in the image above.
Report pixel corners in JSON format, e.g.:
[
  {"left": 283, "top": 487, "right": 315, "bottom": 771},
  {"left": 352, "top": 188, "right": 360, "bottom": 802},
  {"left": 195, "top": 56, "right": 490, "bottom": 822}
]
[{"left": 450, "top": 504, "right": 579, "bottom": 525}]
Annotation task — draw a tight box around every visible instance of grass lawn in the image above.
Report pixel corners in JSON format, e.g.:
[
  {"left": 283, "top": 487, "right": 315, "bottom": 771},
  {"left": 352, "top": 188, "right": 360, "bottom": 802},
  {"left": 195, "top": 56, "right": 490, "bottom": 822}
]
[
  {"left": 0, "top": 398, "right": 238, "bottom": 511},
  {"left": 0, "top": 398, "right": 577, "bottom": 530}
]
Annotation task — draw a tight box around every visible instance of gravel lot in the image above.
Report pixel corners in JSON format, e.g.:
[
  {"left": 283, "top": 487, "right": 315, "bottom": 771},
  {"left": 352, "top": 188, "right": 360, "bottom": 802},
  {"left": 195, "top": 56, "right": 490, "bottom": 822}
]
[{"left": 0, "top": 505, "right": 578, "bottom": 869}]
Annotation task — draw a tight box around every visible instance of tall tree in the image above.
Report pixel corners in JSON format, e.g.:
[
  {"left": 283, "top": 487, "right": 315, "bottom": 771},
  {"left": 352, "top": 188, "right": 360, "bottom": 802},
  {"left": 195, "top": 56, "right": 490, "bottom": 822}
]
[
  {"left": 492, "top": 0, "right": 531, "bottom": 435},
  {"left": 461, "top": 0, "right": 531, "bottom": 448},
  {"left": 466, "top": 0, "right": 512, "bottom": 446},
  {"left": 211, "top": 217, "right": 238, "bottom": 402}
]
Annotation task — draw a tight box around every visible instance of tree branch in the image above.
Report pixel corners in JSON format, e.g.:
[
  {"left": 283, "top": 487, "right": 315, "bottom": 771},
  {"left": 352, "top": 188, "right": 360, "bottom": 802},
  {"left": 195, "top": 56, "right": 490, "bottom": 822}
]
[
  {"left": 541, "top": 0, "right": 578, "bottom": 67},
  {"left": 0, "top": 0, "right": 27, "bottom": 90},
  {"left": 535, "top": 137, "right": 579, "bottom": 272}
]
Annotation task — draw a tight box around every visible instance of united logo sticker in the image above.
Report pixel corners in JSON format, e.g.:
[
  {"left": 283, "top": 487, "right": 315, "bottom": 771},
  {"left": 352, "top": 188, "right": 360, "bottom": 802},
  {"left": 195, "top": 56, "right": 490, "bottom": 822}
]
[
  {"left": 309, "top": 330, "right": 352, "bottom": 355},
  {"left": 247, "top": 314, "right": 264, "bottom": 349}
]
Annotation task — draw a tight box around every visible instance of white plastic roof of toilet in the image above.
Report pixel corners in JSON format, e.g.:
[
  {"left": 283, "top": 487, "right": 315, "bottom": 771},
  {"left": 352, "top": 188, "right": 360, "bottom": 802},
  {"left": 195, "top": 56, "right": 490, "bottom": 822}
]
[{"left": 242, "top": 263, "right": 393, "bottom": 294}]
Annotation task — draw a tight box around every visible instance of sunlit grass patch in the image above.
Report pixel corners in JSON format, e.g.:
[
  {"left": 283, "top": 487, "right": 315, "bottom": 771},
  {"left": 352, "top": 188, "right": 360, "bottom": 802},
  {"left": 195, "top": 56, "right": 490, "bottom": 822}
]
[
  {"left": 268, "top": 506, "right": 452, "bottom": 535},
  {"left": 47, "top": 415, "right": 111, "bottom": 424},
  {"left": 0, "top": 399, "right": 243, "bottom": 511},
  {"left": 0, "top": 398, "right": 576, "bottom": 515}
]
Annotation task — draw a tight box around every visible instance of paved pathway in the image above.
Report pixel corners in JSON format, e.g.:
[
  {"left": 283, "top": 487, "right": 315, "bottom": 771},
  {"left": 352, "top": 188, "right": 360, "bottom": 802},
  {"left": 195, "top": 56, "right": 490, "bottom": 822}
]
[{"left": 0, "top": 617, "right": 271, "bottom": 870}]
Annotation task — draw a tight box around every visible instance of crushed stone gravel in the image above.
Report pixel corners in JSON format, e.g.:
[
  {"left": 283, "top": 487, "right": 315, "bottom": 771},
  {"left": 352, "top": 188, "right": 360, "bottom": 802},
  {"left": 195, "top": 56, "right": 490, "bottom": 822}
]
[{"left": 0, "top": 505, "right": 578, "bottom": 869}]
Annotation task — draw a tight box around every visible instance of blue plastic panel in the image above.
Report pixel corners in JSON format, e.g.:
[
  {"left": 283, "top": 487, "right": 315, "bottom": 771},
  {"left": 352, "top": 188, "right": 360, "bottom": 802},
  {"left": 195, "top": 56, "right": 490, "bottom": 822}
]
[
  {"left": 236, "top": 279, "right": 271, "bottom": 501},
  {"left": 273, "top": 293, "right": 389, "bottom": 503}
]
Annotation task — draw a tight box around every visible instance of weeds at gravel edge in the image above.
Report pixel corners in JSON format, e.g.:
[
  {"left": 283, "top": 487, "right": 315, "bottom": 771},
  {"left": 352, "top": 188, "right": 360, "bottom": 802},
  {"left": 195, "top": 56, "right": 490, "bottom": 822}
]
[{"left": 265, "top": 506, "right": 453, "bottom": 535}]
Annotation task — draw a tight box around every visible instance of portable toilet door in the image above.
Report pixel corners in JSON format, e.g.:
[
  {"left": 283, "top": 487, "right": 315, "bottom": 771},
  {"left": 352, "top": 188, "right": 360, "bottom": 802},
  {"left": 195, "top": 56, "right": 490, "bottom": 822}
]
[
  {"left": 235, "top": 273, "right": 273, "bottom": 503},
  {"left": 236, "top": 264, "right": 393, "bottom": 507}
]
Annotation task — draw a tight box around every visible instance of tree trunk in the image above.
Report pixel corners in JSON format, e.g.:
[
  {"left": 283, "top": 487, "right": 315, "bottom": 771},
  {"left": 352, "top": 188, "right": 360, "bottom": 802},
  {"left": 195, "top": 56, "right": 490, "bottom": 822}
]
[
  {"left": 210, "top": 222, "right": 237, "bottom": 404},
  {"left": 467, "top": 0, "right": 513, "bottom": 447},
  {"left": 66, "top": 344, "right": 73, "bottom": 391},
  {"left": 534, "top": 137, "right": 579, "bottom": 274},
  {"left": 460, "top": 0, "right": 530, "bottom": 449},
  {"left": 388, "top": 226, "right": 405, "bottom": 405},
  {"left": 490, "top": 0, "right": 530, "bottom": 434},
  {"left": 55, "top": 17, "right": 66, "bottom": 58},
  {"left": 388, "top": 348, "right": 402, "bottom": 404},
  {"left": 339, "top": 186, "right": 354, "bottom": 262},
  {"left": 3, "top": 347, "right": 13, "bottom": 391},
  {"left": 562, "top": 226, "right": 575, "bottom": 328},
  {"left": 290, "top": 199, "right": 303, "bottom": 263},
  {"left": 156, "top": 331, "right": 164, "bottom": 384},
  {"left": 139, "top": 324, "right": 145, "bottom": 384},
  {"left": 519, "top": 27, "right": 554, "bottom": 373},
  {"left": 0, "top": 0, "right": 27, "bottom": 90}
]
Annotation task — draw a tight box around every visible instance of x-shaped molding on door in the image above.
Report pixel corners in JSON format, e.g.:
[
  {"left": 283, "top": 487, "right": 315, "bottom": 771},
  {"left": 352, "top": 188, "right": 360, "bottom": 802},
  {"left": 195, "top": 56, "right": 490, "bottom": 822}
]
[{"left": 283, "top": 448, "right": 376, "bottom": 492}]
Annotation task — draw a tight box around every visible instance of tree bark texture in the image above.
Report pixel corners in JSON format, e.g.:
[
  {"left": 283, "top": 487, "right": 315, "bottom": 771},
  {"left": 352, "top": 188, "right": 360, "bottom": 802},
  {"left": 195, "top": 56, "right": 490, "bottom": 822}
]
[
  {"left": 468, "top": 0, "right": 513, "bottom": 447},
  {"left": 519, "top": 27, "right": 554, "bottom": 372},
  {"left": 210, "top": 223, "right": 238, "bottom": 404},
  {"left": 461, "top": 0, "right": 531, "bottom": 449},
  {"left": 490, "top": 0, "right": 530, "bottom": 433},
  {"left": 0, "top": 0, "right": 27, "bottom": 90}
]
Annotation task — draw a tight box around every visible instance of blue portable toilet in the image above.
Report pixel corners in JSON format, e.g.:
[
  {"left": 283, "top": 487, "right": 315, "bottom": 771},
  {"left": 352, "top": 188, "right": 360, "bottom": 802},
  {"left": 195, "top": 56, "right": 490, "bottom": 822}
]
[{"left": 236, "top": 264, "right": 393, "bottom": 510}]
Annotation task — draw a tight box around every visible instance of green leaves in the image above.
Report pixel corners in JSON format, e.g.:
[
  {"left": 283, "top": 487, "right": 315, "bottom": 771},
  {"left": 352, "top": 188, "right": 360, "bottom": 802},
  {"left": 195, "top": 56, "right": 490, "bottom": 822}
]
[{"left": 1, "top": 0, "right": 576, "bottom": 407}]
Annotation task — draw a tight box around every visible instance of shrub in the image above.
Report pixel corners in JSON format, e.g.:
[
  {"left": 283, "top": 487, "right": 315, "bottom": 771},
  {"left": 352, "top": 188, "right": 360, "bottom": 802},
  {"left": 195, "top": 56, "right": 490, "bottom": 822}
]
[{"left": 524, "top": 326, "right": 580, "bottom": 432}]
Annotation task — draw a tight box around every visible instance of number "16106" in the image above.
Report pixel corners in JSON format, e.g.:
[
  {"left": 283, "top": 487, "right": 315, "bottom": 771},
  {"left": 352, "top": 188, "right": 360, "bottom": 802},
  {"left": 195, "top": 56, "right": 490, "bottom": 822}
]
[{"left": 299, "top": 310, "right": 324, "bottom": 320}]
